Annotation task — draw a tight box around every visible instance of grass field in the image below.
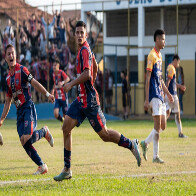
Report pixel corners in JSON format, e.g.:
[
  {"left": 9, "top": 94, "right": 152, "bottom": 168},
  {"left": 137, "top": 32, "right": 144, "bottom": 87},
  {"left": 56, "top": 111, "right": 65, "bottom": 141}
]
[{"left": 0, "top": 119, "right": 196, "bottom": 195}]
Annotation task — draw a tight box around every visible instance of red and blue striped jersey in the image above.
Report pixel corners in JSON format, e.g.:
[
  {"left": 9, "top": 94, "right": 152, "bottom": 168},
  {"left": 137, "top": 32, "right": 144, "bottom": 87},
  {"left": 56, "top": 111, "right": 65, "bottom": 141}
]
[
  {"left": 6, "top": 63, "right": 33, "bottom": 109},
  {"left": 76, "top": 41, "right": 100, "bottom": 108},
  {"left": 53, "top": 69, "right": 68, "bottom": 101}
]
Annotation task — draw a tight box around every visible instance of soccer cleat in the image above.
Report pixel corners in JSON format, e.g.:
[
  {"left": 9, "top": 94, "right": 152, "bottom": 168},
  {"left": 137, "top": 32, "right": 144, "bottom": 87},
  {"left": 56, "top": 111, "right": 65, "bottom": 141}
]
[
  {"left": 53, "top": 168, "right": 72, "bottom": 181},
  {"left": 152, "top": 157, "right": 164, "bottom": 164},
  {"left": 140, "top": 140, "right": 148, "bottom": 161},
  {"left": 44, "top": 126, "right": 54, "bottom": 147},
  {"left": 179, "top": 133, "right": 188, "bottom": 138},
  {"left": 131, "top": 139, "right": 141, "bottom": 167},
  {"left": 33, "top": 163, "right": 48, "bottom": 175},
  {"left": 0, "top": 132, "right": 3, "bottom": 145}
]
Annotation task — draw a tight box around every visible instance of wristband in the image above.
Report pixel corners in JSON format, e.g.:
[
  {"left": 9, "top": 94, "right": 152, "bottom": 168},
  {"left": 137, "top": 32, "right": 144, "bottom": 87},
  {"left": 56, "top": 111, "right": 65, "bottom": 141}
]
[{"left": 46, "top": 92, "right": 50, "bottom": 97}]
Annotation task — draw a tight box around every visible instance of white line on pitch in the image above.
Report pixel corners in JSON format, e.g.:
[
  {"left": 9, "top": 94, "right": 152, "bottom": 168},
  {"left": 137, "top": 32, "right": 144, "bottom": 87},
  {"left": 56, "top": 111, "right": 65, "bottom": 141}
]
[{"left": 0, "top": 170, "right": 196, "bottom": 185}]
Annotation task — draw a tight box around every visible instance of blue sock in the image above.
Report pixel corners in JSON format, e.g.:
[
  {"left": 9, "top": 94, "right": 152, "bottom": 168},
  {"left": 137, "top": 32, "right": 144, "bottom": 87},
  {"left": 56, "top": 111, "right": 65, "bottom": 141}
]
[
  {"left": 64, "top": 148, "right": 71, "bottom": 169},
  {"left": 23, "top": 139, "right": 44, "bottom": 166},
  {"left": 118, "top": 134, "right": 132, "bottom": 150},
  {"left": 30, "top": 129, "right": 46, "bottom": 144}
]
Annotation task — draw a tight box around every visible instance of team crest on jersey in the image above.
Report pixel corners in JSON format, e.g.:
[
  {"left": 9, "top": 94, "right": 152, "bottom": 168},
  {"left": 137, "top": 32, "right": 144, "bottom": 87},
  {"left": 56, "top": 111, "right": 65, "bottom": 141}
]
[
  {"left": 24, "top": 121, "right": 28, "bottom": 127},
  {"left": 90, "top": 119, "right": 95, "bottom": 127},
  {"left": 16, "top": 79, "right": 19, "bottom": 85}
]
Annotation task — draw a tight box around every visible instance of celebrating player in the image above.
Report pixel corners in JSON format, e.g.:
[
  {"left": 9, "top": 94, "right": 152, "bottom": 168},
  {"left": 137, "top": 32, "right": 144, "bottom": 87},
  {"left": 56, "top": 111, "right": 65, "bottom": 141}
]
[
  {"left": 165, "top": 55, "right": 187, "bottom": 138},
  {"left": 53, "top": 20, "right": 141, "bottom": 181},
  {"left": 0, "top": 44, "right": 55, "bottom": 175},
  {"left": 51, "top": 57, "right": 70, "bottom": 124},
  {"left": 141, "top": 29, "right": 174, "bottom": 164}
]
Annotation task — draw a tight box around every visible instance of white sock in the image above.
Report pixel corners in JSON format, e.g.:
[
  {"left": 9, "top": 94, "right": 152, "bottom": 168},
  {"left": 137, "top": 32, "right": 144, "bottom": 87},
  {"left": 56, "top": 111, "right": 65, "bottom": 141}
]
[
  {"left": 145, "top": 129, "right": 155, "bottom": 145},
  {"left": 153, "top": 129, "right": 159, "bottom": 159},
  {"left": 175, "top": 114, "right": 182, "bottom": 134}
]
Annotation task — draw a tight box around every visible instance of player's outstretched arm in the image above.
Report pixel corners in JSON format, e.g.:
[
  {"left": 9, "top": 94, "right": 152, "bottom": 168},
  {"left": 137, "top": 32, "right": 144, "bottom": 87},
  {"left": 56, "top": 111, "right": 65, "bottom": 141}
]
[
  {"left": 63, "top": 69, "right": 90, "bottom": 93},
  {"left": 0, "top": 96, "right": 12, "bottom": 127},
  {"left": 31, "top": 78, "right": 55, "bottom": 103}
]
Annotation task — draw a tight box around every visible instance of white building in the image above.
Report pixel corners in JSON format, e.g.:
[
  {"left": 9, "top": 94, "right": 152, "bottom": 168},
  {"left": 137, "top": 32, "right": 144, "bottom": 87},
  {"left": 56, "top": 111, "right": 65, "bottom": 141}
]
[{"left": 81, "top": 0, "right": 196, "bottom": 115}]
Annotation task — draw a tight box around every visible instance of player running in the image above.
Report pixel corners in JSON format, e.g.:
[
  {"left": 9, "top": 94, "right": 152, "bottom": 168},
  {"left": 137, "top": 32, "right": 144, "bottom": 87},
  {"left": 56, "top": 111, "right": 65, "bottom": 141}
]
[
  {"left": 141, "top": 29, "right": 174, "bottom": 164},
  {"left": 0, "top": 44, "right": 55, "bottom": 175},
  {"left": 53, "top": 20, "right": 141, "bottom": 181},
  {"left": 165, "top": 55, "right": 187, "bottom": 138},
  {"left": 51, "top": 57, "right": 70, "bottom": 124}
]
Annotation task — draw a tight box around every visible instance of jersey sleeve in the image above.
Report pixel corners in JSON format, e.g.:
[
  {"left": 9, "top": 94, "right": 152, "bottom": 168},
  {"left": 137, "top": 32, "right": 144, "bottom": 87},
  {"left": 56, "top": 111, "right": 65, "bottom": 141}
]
[
  {"left": 81, "top": 49, "right": 91, "bottom": 71},
  {"left": 22, "top": 66, "right": 33, "bottom": 83},
  {"left": 146, "top": 53, "right": 154, "bottom": 72},
  {"left": 167, "top": 65, "right": 175, "bottom": 79},
  {"left": 62, "top": 71, "right": 68, "bottom": 80}
]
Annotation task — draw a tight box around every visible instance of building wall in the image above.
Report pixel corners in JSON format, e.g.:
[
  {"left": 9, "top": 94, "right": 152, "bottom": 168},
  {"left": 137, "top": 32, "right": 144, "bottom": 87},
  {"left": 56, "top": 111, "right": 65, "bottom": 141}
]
[{"left": 81, "top": 0, "right": 196, "bottom": 115}]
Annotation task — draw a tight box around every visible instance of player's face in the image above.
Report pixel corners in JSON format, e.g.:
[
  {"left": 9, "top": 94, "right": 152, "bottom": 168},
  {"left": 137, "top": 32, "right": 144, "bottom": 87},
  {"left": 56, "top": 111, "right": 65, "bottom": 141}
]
[
  {"left": 5, "top": 47, "right": 16, "bottom": 68},
  {"left": 53, "top": 61, "right": 59, "bottom": 72},
  {"left": 157, "top": 34, "right": 165, "bottom": 49},
  {"left": 75, "top": 26, "right": 87, "bottom": 46},
  {"left": 175, "top": 59, "right": 180, "bottom": 68}
]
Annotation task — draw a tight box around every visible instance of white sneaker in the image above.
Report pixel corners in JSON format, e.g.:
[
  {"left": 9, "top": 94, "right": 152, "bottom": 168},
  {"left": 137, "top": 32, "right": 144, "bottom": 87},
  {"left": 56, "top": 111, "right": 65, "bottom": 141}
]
[
  {"left": 131, "top": 139, "right": 141, "bottom": 167},
  {"left": 33, "top": 163, "right": 48, "bottom": 175},
  {"left": 54, "top": 168, "right": 72, "bottom": 181},
  {"left": 43, "top": 126, "right": 54, "bottom": 147},
  {"left": 0, "top": 132, "right": 3, "bottom": 145}
]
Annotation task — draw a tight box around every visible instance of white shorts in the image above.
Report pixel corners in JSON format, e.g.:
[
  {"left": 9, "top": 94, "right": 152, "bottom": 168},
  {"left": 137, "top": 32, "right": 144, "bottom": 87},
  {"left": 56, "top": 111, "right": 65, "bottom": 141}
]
[
  {"left": 165, "top": 94, "right": 179, "bottom": 113},
  {"left": 150, "top": 98, "right": 166, "bottom": 116}
]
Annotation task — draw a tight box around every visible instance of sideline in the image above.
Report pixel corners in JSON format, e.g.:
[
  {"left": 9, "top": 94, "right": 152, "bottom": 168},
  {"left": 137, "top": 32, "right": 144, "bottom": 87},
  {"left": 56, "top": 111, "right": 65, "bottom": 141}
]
[{"left": 0, "top": 170, "right": 196, "bottom": 186}]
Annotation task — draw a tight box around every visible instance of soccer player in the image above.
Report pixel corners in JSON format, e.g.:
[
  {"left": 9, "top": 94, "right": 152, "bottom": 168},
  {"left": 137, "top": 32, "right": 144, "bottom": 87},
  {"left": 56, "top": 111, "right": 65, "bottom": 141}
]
[
  {"left": 0, "top": 44, "right": 55, "bottom": 175},
  {"left": 53, "top": 21, "right": 141, "bottom": 181},
  {"left": 141, "top": 29, "right": 174, "bottom": 164},
  {"left": 165, "top": 55, "right": 187, "bottom": 138},
  {"left": 0, "top": 132, "right": 3, "bottom": 145},
  {"left": 51, "top": 57, "right": 70, "bottom": 123}
]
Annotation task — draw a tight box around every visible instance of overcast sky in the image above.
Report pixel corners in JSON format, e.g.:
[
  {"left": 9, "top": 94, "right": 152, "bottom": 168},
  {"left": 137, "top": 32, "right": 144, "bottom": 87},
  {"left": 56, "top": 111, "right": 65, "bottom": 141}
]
[{"left": 26, "top": 0, "right": 81, "bottom": 13}]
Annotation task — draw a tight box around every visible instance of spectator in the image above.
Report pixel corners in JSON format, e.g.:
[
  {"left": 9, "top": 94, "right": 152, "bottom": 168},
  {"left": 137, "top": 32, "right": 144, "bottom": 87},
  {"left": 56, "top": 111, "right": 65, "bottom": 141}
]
[
  {"left": 0, "top": 59, "right": 8, "bottom": 103},
  {"left": 178, "top": 66, "right": 185, "bottom": 115},
  {"left": 95, "top": 68, "right": 103, "bottom": 109},
  {"left": 106, "top": 69, "right": 113, "bottom": 113},
  {"left": 4, "top": 19, "right": 13, "bottom": 37},
  {"left": 41, "top": 13, "right": 56, "bottom": 43},
  {"left": 121, "top": 70, "right": 128, "bottom": 120},
  {"left": 59, "top": 43, "right": 71, "bottom": 71}
]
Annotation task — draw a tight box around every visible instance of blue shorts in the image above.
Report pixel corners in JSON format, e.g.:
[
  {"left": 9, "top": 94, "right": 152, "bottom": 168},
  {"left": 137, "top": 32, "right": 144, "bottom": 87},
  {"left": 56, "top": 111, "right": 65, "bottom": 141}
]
[
  {"left": 54, "top": 99, "right": 68, "bottom": 115},
  {"left": 17, "top": 100, "right": 37, "bottom": 138},
  {"left": 67, "top": 98, "right": 106, "bottom": 132}
]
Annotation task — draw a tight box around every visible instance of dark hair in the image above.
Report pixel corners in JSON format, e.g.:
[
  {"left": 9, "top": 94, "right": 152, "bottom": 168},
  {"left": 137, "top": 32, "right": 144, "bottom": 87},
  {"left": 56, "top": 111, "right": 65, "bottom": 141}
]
[
  {"left": 76, "top": 20, "right": 86, "bottom": 29},
  {"left": 54, "top": 57, "right": 60, "bottom": 64},
  {"left": 5, "top": 44, "right": 14, "bottom": 54},
  {"left": 173, "top": 54, "right": 180, "bottom": 61},
  {"left": 154, "top": 29, "right": 165, "bottom": 42}
]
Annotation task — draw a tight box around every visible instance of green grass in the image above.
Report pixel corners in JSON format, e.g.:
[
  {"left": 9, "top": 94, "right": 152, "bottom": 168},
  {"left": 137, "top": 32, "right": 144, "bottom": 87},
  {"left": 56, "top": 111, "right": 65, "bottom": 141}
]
[{"left": 0, "top": 119, "right": 196, "bottom": 195}]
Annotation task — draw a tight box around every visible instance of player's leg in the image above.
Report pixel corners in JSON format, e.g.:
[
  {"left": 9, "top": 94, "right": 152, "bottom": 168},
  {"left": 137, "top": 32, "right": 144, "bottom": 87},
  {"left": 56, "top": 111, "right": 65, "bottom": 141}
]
[
  {"left": 173, "top": 96, "right": 187, "bottom": 138},
  {"left": 86, "top": 105, "right": 141, "bottom": 167},
  {"left": 152, "top": 115, "right": 164, "bottom": 163},
  {"left": 20, "top": 102, "right": 51, "bottom": 174},
  {"left": 54, "top": 99, "right": 82, "bottom": 181},
  {"left": 54, "top": 100, "right": 63, "bottom": 122},
  {"left": 0, "top": 132, "right": 3, "bottom": 145}
]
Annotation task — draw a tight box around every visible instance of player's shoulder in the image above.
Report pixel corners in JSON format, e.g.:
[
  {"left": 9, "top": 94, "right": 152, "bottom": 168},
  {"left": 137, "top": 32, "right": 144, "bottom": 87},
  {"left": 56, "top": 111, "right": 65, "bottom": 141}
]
[
  {"left": 167, "top": 64, "right": 175, "bottom": 71},
  {"left": 148, "top": 49, "right": 156, "bottom": 59}
]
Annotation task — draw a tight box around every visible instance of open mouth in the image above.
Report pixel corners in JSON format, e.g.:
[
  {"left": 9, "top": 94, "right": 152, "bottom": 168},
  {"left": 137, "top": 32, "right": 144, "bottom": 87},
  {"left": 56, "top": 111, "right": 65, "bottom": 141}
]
[{"left": 10, "top": 59, "right": 14, "bottom": 63}]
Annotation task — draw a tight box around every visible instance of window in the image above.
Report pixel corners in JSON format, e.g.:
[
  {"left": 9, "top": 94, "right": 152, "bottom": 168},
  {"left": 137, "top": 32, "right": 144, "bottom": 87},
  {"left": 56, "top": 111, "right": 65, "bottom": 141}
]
[{"left": 106, "top": 9, "right": 138, "bottom": 37}]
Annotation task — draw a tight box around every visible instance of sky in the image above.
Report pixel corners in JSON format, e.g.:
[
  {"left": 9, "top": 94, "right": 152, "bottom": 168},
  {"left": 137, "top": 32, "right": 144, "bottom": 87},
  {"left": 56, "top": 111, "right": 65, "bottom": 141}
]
[{"left": 26, "top": 0, "right": 81, "bottom": 13}]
